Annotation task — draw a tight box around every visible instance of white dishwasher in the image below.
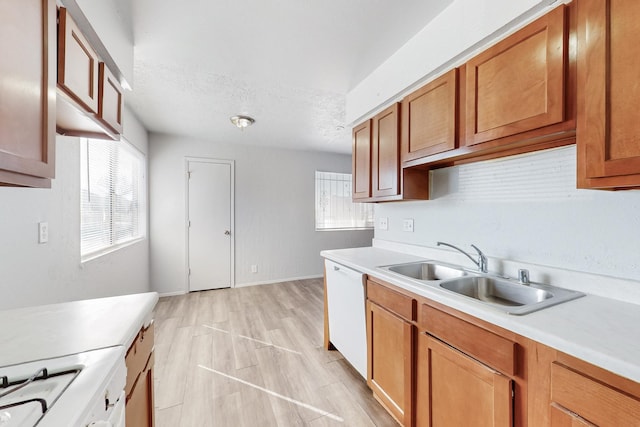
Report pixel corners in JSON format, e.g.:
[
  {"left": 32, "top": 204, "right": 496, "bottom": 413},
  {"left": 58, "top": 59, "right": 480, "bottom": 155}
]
[{"left": 325, "top": 259, "right": 367, "bottom": 378}]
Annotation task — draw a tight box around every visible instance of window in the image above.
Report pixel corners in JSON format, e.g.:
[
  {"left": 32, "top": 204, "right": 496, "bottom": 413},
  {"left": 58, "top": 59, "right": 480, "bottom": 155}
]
[
  {"left": 315, "top": 171, "right": 374, "bottom": 230},
  {"left": 80, "top": 138, "right": 146, "bottom": 259}
]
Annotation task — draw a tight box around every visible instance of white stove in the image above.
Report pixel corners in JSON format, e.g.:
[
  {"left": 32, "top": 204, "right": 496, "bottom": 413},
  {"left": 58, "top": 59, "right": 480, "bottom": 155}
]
[{"left": 0, "top": 346, "right": 126, "bottom": 427}]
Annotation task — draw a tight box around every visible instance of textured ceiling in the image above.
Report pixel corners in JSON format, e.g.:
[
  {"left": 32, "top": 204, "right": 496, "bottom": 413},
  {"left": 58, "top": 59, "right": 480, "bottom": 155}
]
[{"left": 125, "top": 0, "right": 453, "bottom": 154}]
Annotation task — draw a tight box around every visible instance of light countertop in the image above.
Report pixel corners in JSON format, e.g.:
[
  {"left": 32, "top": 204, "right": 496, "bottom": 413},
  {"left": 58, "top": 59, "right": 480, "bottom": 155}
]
[
  {"left": 322, "top": 246, "right": 640, "bottom": 383},
  {"left": 0, "top": 292, "right": 159, "bottom": 367}
]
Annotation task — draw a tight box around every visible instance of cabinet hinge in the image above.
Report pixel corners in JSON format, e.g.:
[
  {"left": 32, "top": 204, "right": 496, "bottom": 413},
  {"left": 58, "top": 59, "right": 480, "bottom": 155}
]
[{"left": 187, "top": 171, "right": 192, "bottom": 179}]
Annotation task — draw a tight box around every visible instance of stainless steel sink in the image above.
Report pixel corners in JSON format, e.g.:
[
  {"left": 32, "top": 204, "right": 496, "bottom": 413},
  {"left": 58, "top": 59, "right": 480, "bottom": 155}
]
[
  {"left": 438, "top": 276, "right": 584, "bottom": 315},
  {"left": 382, "top": 261, "right": 467, "bottom": 281}
]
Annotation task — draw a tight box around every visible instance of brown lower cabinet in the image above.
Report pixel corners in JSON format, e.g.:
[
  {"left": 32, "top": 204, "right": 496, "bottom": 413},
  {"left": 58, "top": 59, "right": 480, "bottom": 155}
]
[
  {"left": 416, "top": 303, "right": 516, "bottom": 427},
  {"left": 366, "top": 279, "right": 416, "bottom": 426},
  {"left": 125, "top": 322, "right": 155, "bottom": 427},
  {"left": 549, "top": 361, "right": 640, "bottom": 426},
  {"left": 419, "top": 334, "right": 512, "bottom": 427},
  {"left": 367, "top": 301, "right": 414, "bottom": 424},
  {"left": 364, "top": 275, "right": 640, "bottom": 427}
]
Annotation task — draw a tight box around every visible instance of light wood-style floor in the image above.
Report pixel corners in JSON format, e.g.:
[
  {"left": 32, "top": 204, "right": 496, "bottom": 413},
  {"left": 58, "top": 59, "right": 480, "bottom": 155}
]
[{"left": 153, "top": 278, "right": 397, "bottom": 427}]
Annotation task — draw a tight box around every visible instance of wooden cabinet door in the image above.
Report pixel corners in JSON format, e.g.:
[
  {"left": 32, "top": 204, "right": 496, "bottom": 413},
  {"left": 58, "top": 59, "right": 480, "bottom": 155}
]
[
  {"left": 415, "top": 332, "right": 430, "bottom": 427},
  {"left": 126, "top": 352, "right": 155, "bottom": 427},
  {"left": 58, "top": 7, "right": 100, "bottom": 114},
  {"left": 577, "top": 0, "right": 640, "bottom": 188},
  {"left": 372, "top": 103, "right": 400, "bottom": 198},
  {"left": 98, "top": 63, "right": 124, "bottom": 134},
  {"left": 0, "top": 0, "right": 56, "bottom": 187},
  {"left": 352, "top": 120, "right": 372, "bottom": 200},
  {"left": 402, "top": 69, "right": 458, "bottom": 162},
  {"left": 424, "top": 334, "right": 513, "bottom": 427},
  {"left": 465, "top": 5, "right": 567, "bottom": 147},
  {"left": 367, "top": 300, "right": 413, "bottom": 425}
]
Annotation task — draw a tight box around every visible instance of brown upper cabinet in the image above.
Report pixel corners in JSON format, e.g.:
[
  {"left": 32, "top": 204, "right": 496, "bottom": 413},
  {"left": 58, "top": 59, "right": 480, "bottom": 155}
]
[
  {"left": 402, "top": 69, "right": 458, "bottom": 162},
  {"left": 58, "top": 7, "right": 100, "bottom": 114},
  {"left": 352, "top": 106, "right": 429, "bottom": 202},
  {"left": 56, "top": 7, "right": 123, "bottom": 140},
  {"left": 374, "top": 4, "right": 576, "bottom": 180},
  {"left": 372, "top": 103, "right": 400, "bottom": 198},
  {"left": 353, "top": 3, "right": 580, "bottom": 197},
  {"left": 0, "top": 0, "right": 56, "bottom": 188},
  {"left": 420, "top": 334, "right": 513, "bottom": 427},
  {"left": 465, "top": 5, "right": 569, "bottom": 148},
  {"left": 577, "top": 0, "right": 640, "bottom": 189},
  {"left": 98, "top": 63, "right": 124, "bottom": 134},
  {"left": 352, "top": 120, "right": 372, "bottom": 200}
]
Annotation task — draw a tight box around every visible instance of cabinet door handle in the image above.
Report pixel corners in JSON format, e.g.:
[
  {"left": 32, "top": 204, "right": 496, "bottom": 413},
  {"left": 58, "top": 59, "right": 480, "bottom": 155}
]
[{"left": 333, "top": 266, "right": 340, "bottom": 271}]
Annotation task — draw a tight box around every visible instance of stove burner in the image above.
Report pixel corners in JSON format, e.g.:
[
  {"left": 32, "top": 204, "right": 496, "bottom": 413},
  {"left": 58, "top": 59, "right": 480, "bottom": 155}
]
[
  {"left": 0, "top": 398, "right": 47, "bottom": 414},
  {"left": 0, "top": 366, "right": 80, "bottom": 425},
  {"left": 0, "top": 368, "right": 49, "bottom": 399}
]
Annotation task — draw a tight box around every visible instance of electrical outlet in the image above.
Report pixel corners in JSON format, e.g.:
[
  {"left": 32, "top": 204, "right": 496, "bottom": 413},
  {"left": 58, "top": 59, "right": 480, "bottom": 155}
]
[
  {"left": 251, "top": 265, "right": 258, "bottom": 273},
  {"left": 378, "top": 217, "right": 389, "bottom": 230},
  {"left": 403, "top": 218, "right": 414, "bottom": 232},
  {"left": 38, "top": 222, "right": 49, "bottom": 244}
]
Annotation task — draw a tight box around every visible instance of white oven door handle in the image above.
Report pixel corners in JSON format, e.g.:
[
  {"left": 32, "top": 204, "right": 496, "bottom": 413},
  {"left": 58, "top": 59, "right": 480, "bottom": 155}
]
[
  {"left": 107, "top": 390, "right": 126, "bottom": 427},
  {"left": 87, "top": 389, "right": 125, "bottom": 427}
]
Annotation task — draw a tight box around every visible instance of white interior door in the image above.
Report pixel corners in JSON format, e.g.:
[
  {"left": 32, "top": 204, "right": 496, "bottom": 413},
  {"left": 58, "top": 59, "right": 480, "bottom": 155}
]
[{"left": 187, "top": 159, "right": 233, "bottom": 291}]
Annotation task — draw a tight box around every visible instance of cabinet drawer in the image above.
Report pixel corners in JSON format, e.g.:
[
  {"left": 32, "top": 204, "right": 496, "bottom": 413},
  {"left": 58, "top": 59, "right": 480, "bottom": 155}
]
[
  {"left": 551, "top": 362, "right": 640, "bottom": 426},
  {"left": 421, "top": 304, "right": 515, "bottom": 375},
  {"left": 125, "top": 322, "right": 155, "bottom": 397},
  {"left": 367, "top": 280, "right": 416, "bottom": 321}
]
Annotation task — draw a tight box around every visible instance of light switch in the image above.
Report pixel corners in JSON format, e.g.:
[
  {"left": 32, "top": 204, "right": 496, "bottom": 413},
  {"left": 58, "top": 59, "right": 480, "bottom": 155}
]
[
  {"left": 403, "top": 219, "right": 414, "bottom": 232},
  {"left": 378, "top": 217, "right": 389, "bottom": 230},
  {"left": 251, "top": 265, "right": 258, "bottom": 273},
  {"left": 38, "top": 222, "right": 49, "bottom": 244}
]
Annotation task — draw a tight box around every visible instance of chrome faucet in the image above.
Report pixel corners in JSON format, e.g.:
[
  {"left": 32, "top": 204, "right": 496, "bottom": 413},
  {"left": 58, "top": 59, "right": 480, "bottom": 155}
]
[{"left": 437, "top": 241, "right": 488, "bottom": 273}]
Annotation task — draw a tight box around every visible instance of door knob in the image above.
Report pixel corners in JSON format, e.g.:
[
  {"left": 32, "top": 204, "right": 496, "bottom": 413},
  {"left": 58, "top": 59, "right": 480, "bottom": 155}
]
[{"left": 224, "top": 230, "right": 231, "bottom": 235}]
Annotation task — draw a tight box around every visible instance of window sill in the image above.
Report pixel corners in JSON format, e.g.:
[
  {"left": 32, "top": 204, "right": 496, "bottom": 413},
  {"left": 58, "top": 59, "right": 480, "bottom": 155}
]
[{"left": 81, "top": 237, "right": 147, "bottom": 264}]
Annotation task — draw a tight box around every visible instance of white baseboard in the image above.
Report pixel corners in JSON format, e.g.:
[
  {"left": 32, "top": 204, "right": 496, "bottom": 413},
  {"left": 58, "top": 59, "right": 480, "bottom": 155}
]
[
  {"left": 158, "top": 290, "right": 187, "bottom": 298},
  {"left": 236, "top": 274, "right": 323, "bottom": 288},
  {"left": 156, "top": 275, "right": 322, "bottom": 296}
]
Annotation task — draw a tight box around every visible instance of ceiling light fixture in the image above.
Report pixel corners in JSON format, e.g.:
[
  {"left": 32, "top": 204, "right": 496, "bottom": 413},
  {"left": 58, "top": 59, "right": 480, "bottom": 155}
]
[{"left": 230, "top": 115, "right": 255, "bottom": 130}]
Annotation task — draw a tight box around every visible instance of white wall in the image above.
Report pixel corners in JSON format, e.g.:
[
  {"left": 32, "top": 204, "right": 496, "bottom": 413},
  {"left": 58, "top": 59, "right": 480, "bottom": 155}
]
[
  {"left": 0, "top": 107, "right": 150, "bottom": 310},
  {"left": 149, "top": 134, "right": 373, "bottom": 295},
  {"left": 375, "top": 146, "right": 640, "bottom": 282}
]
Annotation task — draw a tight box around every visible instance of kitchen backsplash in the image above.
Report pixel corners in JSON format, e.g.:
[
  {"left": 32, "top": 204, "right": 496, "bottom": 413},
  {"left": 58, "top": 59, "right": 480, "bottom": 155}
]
[{"left": 374, "top": 146, "right": 640, "bottom": 284}]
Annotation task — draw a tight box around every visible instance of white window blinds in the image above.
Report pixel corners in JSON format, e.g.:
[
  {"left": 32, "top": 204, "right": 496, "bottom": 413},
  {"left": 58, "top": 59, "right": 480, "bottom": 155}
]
[
  {"left": 315, "top": 171, "right": 374, "bottom": 230},
  {"left": 80, "top": 138, "right": 146, "bottom": 258}
]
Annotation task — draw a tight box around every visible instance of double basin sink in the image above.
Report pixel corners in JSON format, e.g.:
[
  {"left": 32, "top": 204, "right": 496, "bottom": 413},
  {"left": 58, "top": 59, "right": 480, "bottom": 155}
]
[{"left": 379, "top": 261, "right": 584, "bottom": 315}]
